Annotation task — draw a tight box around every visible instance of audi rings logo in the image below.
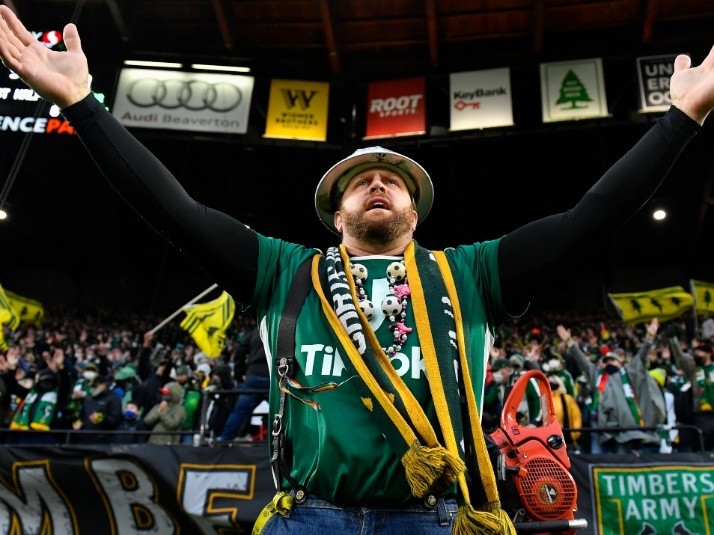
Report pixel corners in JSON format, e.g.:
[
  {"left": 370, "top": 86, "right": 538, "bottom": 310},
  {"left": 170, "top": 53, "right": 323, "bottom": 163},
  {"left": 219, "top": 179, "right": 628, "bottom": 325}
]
[{"left": 126, "top": 78, "right": 243, "bottom": 112}]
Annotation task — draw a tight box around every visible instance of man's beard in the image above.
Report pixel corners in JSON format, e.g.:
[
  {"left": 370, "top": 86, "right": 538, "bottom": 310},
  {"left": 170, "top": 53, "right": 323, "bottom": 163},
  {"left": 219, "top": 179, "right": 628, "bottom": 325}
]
[{"left": 340, "top": 205, "right": 413, "bottom": 245}]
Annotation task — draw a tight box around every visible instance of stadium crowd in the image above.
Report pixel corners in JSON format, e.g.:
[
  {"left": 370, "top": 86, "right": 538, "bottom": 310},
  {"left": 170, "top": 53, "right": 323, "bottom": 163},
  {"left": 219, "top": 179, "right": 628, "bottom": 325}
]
[{"left": 1, "top": 307, "right": 713, "bottom": 453}]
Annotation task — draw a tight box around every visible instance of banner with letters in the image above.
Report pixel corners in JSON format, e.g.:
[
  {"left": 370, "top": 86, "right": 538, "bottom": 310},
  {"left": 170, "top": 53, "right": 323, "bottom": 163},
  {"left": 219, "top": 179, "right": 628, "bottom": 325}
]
[
  {"left": 540, "top": 58, "right": 609, "bottom": 123},
  {"left": 364, "top": 77, "right": 426, "bottom": 139},
  {"left": 112, "top": 68, "right": 255, "bottom": 134},
  {"left": 0, "top": 444, "right": 711, "bottom": 534},
  {"left": 0, "top": 442, "right": 274, "bottom": 533},
  {"left": 449, "top": 67, "right": 514, "bottom": 131},
  {"left": 263, "top": 78, "right": 330, "bottom": 141},
  {"left": 571, "top": 453, "right": 714, "bottom": 535},
  {"left": 636, "top": 54, "right": 679, "bottom": 114}
]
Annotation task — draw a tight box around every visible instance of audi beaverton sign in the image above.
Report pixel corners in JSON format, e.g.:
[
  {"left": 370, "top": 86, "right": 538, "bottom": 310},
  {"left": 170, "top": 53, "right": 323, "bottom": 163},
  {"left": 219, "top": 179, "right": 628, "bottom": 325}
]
[{"left": 112, "top": 68, "right": 254, "bottom": 134}]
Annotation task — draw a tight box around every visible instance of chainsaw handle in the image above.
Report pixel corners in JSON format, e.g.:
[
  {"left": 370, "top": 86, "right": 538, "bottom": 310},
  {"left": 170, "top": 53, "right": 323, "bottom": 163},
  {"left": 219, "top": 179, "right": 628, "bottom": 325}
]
[{"left": 501, "top": 369, "right": 557, "bottom": 429}]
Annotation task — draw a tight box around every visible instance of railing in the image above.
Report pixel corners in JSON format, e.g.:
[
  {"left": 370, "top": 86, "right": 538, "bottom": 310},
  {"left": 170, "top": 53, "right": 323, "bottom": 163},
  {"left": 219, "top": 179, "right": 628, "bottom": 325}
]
[
  {"left": 0, "top": 387, "right": 270, "bottom": 447},
  {"left": 561, "top": 423, "right": 706, "bottom": 453},
  {"left": 0, "top": 385, "right": 708, "bottom": 452}
]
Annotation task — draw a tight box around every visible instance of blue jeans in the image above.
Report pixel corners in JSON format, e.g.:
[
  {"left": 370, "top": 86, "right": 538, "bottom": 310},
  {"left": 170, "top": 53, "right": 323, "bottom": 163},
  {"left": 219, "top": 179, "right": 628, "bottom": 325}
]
[
  {"left": 218, "top": 375, "right": 270, "bottom": 441},
  {"left": 259, "top": 494, "right": 458, "bottom": 534}
]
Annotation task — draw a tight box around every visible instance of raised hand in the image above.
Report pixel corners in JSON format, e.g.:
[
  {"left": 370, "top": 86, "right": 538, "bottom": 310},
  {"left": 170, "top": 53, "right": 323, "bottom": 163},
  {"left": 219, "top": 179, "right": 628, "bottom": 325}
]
[
  {"left": 0, "top": 6, "right": 91, "bottom": 108},
  {"left": 671, "top": 46, "right": 714, "bottom": 125}
]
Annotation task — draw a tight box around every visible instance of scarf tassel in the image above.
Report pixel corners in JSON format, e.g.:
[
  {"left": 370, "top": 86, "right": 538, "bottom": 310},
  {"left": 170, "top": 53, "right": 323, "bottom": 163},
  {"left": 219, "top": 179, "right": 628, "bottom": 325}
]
[
  {"left": 452, "top": 503, "right": 517, "bottom": 535},
  {"left": 401, "top": 441, "right": 466, "bottom": 498}
]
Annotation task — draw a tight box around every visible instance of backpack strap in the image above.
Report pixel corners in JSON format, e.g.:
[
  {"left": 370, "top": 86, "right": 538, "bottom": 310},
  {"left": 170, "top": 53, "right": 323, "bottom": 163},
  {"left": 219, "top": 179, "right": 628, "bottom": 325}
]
[{"left": 270, "top": 255, "right": 315, "bottom": 491}]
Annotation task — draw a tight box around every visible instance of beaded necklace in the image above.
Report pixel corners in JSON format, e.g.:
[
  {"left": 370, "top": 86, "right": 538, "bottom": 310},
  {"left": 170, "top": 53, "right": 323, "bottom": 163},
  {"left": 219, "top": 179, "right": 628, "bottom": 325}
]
[{"left": 350, "top": 260, "right": 412, "bottom": 356}]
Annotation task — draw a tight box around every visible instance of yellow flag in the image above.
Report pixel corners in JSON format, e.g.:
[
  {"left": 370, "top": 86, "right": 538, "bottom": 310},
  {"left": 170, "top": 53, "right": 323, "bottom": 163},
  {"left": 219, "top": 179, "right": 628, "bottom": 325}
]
[
  {"left": 180, "top": 291, "right": 235, "bottom": 357},
  {"left": 5, "top": 290, "right": 44, "bottom": 324},
  {"left": 608, "top": 286, "right": 694, "bottom": 326},
  {"left": 691, "top": 279, "right": 714, "bottom": 316},
  {"left": 0, "top": 284, "right": 20, "bottom": 331}
]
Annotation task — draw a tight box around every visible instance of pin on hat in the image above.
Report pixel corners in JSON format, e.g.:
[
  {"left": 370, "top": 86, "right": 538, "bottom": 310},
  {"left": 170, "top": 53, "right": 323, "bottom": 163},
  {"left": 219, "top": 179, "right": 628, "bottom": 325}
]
[{"left": 314, "top": 146, "right": 434, "bottom": 235}]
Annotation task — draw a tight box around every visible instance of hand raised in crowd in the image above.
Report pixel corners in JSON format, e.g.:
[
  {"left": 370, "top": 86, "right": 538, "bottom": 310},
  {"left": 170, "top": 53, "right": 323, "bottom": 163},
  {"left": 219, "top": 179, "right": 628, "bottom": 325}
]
[
  {"left": 2, "top": 346, "right": 20, "bottom": 371},
  {"left": 646, "top": 317, "right": 660, "bottom": 340},
  {"left": 522, "top": 342, "right": 541, "bottom": 363},
  {"left": 556, "top": 324, "right": 572, "bottom": 343},
  {"left": 47, "top": 347, "right": 65, "bottom": 371},
  {"left": 143, "top": 331, "right": 154, "bottom": 349}
]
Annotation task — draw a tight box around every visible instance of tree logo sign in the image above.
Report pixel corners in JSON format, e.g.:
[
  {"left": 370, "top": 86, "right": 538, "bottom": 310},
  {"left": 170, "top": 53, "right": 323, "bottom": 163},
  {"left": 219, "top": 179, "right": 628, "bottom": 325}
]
[{"left": 540, "top": 58, "right": 609, "bottom": 123}]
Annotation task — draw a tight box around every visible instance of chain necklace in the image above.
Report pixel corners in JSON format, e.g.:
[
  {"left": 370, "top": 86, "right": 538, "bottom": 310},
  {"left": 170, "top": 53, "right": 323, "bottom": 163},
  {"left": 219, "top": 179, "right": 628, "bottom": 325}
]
[{"left": 350, "top": 260, "right": 412, "bottom": 356}]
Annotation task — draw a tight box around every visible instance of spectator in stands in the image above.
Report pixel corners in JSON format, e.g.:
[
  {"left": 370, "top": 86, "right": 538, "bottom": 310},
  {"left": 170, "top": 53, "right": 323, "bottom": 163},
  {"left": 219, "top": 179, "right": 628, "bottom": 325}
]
[
  {"left": 508, "top": 353, "right": 542, "bottom": 425},
  {"left": 648, "top": 368, "right": 678, "bottom": 453},
  {"left": 664, "top": 326, "right": 714, "bottom": 451},
  {"left": 72, "top": 374, "right": 122, "bottom": 444},
  {"left": 115, "top": 401, "right": 148, "bottom": 444},
  {"left": 558, "top": 318, "right": 665, "bottom": 454},
  {"left": 195, "top": 363, "right": 212, "bottom": 389},
  {"left": 111, "top": 364, "right": 139, "bottom": 406},
  {"left": 142, "top": 381, "right": 186, "bottom": 445},
  {"left": 63, "top": 361, "right": 98, "bottom": 429},
  {"left": 174, "top": 364, "right": 203, "bottom": 445},
  {"left": 202, "top": 364, "right": 236, "bottom": 442},
  {"left": 481, "top": 357, "right": 514, "bottom": 433},
  {"left": 216, "top": 326, "right": 270, "bottom": 443},
  {"left": 134, "top": 331, "right": 172, "bottom": 417},
  {"left": 548, "top": 373, "right": 583, "bottom": 452},
  {"left": 541, "top": 352, "right": 576, "bottom": 397},
  {"left": 6, "top": 346, "right": 72, "bottom": 444}
]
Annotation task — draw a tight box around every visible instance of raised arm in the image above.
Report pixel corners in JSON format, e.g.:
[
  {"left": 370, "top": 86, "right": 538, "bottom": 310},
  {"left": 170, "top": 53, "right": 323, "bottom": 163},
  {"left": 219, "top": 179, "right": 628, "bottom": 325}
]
[
  {"left": 499, "top": 47, "right": 714, "bottom": 314},
  {"left": 0, "top": 7, "right": 259, "bottom": 303},
  {"left": 670, "top": 46, "right": 714, "bottom": 125}
]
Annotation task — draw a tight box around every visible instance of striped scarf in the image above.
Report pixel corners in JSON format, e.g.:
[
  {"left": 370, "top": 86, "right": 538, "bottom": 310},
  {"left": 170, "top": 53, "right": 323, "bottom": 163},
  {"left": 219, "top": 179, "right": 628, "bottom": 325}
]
[
  {"left": 592, "top": 368, "right": 643, "bottom": 425},
  {"left": 10, "top": 388, "right": 58, "bottom": 431},
  {"left": 314, "top": 241, "right": 515, "bottom": 535}
]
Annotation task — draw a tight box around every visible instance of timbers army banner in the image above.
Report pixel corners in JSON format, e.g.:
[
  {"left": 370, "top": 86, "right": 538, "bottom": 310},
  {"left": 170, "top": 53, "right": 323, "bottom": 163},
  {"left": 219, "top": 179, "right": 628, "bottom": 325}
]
[{"left": 570, "top": 453, "right": 714, "bottom": 535}]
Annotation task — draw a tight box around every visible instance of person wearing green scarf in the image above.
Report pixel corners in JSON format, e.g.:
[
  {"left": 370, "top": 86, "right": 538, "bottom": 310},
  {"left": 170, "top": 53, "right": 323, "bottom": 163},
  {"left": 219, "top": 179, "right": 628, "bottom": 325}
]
[
  {"left": 2, "top": 7, "right": 714, "bottom": 532},
  {"left": 557, "top": 319, "right": 666, "bottom": 454},
  {"left": 6, "top": 347, "right": 72, "bottom": 445}
]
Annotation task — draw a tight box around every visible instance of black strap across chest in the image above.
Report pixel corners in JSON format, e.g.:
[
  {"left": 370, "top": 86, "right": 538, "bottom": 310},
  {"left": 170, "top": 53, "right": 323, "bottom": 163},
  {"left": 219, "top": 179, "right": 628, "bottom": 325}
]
[{"left": 270, "top": 256, "right": 314, "bottom": 490}]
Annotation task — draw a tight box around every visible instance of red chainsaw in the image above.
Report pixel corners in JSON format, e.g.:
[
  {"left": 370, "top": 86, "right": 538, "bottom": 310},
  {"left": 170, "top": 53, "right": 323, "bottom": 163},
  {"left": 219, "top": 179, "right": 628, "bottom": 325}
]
[{"left": 489, "top": 369, "right": 588, "bottom": 534}]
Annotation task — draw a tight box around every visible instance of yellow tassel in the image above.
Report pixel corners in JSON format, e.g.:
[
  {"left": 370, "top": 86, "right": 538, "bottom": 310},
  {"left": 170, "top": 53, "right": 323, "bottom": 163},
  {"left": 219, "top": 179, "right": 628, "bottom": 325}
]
[
  {"left": 402, "top": 442, "right": 466, "bottom": 498},
  {"left": 452, "top": 503, "right": 517, "bottom": 535}
]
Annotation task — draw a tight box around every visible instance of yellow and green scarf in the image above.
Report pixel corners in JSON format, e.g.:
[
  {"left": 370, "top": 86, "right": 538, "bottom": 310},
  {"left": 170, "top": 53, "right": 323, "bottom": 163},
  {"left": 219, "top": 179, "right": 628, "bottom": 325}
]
[{"left": 313, "top": 241, "right": 515, "bottom": 535}]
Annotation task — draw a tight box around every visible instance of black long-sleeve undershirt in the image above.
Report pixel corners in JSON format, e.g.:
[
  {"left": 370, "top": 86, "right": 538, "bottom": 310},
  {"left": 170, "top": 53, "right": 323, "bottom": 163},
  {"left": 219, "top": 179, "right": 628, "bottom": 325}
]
[{"left": 62, "top": 95, "right": 700, "bottom": 315}]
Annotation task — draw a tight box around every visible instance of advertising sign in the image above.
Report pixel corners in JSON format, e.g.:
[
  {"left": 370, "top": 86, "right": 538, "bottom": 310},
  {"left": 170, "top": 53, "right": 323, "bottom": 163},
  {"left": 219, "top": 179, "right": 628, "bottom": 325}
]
[
  {"left": 636, "top": 54, "right": 679, "bottom": 113},
  {"left": 540, "top": 58, "right": 609, "bottom": 123},
  {"left": 112, "top": 68, "right": 254, "bottom": 134},
  {"left": 449, "top": 67, "right": 514, "bottom": 131},
  {"left": 365, "top": 77, "right": 426, "bottom": 139},
  {"left": 264, "top": 78, "right": 330, "bottom": 141}
]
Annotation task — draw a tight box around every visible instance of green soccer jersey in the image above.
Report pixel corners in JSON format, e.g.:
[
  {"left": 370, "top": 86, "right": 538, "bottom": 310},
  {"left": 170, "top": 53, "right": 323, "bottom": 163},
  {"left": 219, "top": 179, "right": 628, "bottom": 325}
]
[{"left": 253, "top": 236, "right": 506, "bottom": 506}]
